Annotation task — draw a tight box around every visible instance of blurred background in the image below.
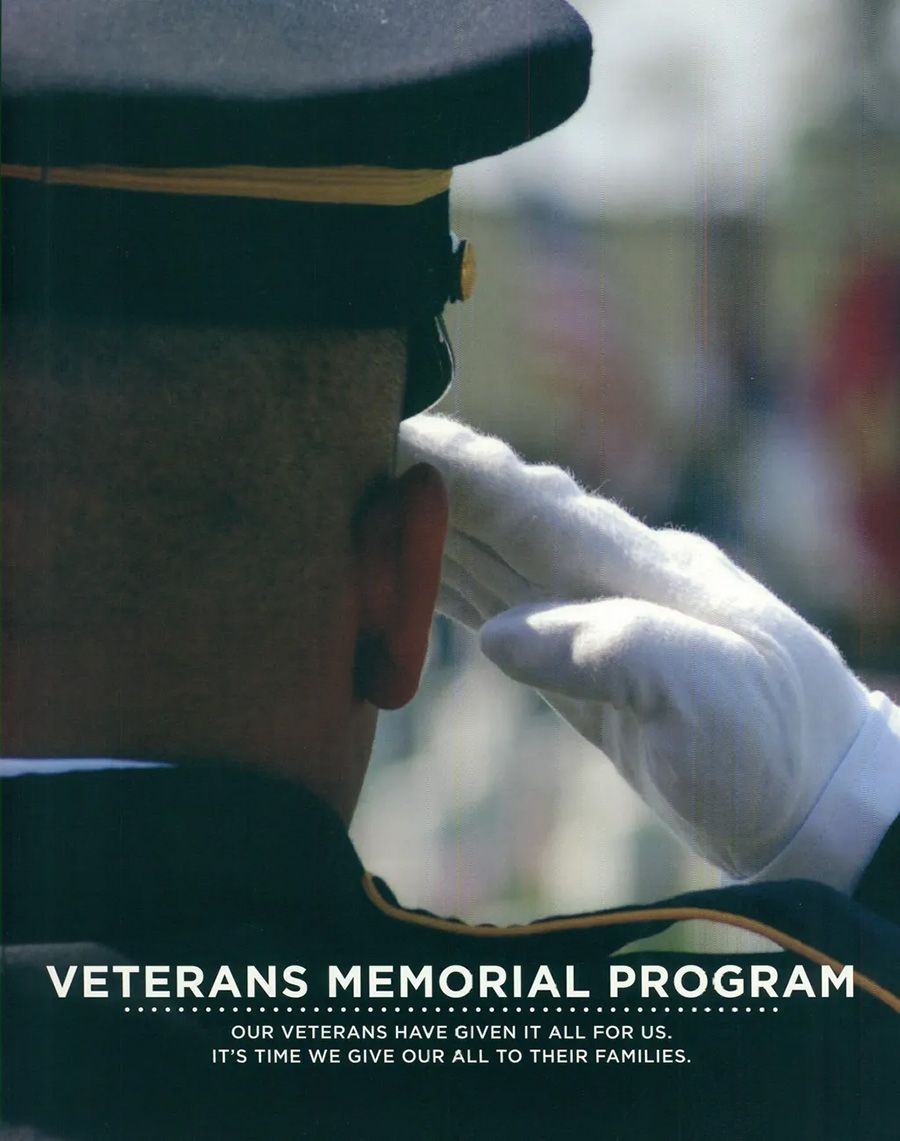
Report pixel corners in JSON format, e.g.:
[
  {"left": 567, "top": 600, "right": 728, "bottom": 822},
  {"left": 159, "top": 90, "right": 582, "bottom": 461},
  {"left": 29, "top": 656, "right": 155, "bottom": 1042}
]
[{"left": 352, "top": 0, "right": 900, "bottom": 930}]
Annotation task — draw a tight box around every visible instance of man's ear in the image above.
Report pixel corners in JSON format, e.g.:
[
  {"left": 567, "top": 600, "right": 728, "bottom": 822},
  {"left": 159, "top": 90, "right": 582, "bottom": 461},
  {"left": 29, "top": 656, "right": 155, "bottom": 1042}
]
[{"left": 354, "top": 462, "right": 448, "bottom": 710}]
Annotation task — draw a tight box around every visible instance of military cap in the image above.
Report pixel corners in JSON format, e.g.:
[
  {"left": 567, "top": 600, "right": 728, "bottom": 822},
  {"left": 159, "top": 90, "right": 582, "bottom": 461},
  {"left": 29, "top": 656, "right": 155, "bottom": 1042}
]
[{"left": 2, "top": 0, "right": 591, "bottom": 415}]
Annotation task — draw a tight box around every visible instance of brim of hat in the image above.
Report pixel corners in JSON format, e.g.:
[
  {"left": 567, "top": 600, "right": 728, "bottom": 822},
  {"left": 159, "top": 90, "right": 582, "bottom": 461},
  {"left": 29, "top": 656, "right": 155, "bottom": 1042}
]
[{"left": 2, "top": 0, "right": 592, "bottom": 169}]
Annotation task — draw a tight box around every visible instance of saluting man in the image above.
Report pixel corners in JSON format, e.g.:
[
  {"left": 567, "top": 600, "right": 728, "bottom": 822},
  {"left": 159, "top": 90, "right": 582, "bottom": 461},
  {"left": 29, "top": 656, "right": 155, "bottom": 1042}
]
[{"left": 2, "top": 2, "right": 899, "bottom": 1138}]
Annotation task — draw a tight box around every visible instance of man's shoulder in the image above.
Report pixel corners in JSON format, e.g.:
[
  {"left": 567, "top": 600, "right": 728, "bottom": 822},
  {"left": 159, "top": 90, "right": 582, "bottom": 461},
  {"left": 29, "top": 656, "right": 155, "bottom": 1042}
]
[
  {"left": 366, "top": 873, "right": 900, "bottom": 989},
  {"left": 4, "top": 896, "right": 899, "bottom": 1141}
]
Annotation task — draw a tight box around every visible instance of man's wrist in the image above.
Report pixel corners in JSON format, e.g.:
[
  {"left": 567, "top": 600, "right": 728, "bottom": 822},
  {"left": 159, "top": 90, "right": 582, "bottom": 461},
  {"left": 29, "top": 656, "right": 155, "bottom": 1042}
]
[{"left": 739, "top": 691, "right": 900, "bottom": 895}]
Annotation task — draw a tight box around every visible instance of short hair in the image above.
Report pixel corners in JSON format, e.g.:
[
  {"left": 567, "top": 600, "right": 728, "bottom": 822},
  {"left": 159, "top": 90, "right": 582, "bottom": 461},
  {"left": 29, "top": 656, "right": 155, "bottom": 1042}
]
[{"left": 3, "top": 317, "right": 406, "bottom": 636}]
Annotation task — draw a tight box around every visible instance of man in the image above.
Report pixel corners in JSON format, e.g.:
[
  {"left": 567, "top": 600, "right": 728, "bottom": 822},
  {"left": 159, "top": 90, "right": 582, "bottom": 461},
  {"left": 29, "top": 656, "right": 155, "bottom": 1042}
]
[{"left": 2, "top": 2, "right": 899, "bottom": 1138}]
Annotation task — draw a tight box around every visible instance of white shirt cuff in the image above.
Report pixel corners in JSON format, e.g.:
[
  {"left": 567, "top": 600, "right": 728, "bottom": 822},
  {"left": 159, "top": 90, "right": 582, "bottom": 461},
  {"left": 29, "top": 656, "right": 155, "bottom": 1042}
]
[{"left": 746, "top": 690, "right": 900, "bottom": 894}]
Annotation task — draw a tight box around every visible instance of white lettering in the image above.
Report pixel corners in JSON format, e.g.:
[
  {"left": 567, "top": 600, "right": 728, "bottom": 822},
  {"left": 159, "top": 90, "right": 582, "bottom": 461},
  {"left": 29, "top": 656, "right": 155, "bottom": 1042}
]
[{"left": 46, "top": 964, "right": 78, "bottom": 998}]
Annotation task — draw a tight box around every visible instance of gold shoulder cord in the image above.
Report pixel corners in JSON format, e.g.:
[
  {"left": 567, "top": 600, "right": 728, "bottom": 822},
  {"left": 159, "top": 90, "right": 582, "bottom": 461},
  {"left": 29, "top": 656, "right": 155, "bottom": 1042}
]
[
  {"left": 362, "top": 872, "right": 900, "bottom": 1014},
  {"left": 0, "top": 163, "right": 452, "bottom": 206}
]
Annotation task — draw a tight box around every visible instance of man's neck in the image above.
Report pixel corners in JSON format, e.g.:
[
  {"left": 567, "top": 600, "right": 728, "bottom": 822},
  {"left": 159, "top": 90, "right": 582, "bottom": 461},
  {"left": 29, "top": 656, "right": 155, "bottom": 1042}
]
[{"left": 2, "top": 629, "right": 374, "bottom": 824}]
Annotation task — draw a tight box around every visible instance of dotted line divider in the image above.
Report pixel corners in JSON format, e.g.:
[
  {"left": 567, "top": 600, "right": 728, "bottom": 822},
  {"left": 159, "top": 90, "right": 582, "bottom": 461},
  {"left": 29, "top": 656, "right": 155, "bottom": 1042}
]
[{"left": 123, "top": 1004, "right": 780, "bottom": 1015}]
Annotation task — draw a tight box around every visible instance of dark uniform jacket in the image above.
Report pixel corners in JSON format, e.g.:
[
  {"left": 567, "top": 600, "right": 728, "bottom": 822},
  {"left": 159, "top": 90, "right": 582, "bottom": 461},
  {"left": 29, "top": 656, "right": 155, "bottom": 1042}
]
[{"left": 3, "top": 763, "right": 900, "bottom": 1140}]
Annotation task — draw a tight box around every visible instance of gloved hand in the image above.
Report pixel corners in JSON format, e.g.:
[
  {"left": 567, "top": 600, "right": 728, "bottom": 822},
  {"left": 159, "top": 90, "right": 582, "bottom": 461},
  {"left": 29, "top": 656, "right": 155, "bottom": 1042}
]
[{"left": 399, "top": 413, "right": 875, "bottom": 880}]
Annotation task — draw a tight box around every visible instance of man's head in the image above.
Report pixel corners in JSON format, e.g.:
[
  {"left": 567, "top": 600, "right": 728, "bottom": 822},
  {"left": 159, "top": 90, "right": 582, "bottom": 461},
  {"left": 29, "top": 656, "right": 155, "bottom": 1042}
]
[
  {"left": 2, "top": 317, "right": 447, "bottom": 818},
  {"left": 1, "top": 0, "right": 591, "bottom": 818}
]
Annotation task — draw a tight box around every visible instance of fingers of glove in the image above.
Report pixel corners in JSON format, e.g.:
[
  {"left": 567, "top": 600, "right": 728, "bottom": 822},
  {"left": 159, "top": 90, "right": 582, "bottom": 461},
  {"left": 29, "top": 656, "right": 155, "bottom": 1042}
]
[
  {"left": 654, "top": 528, "right": 776, "bottom": 619},
  {"left": 442, "top": 553, "right": 510, "bottom": 625},
  {"left": 436, "top": 583, "right": 483, "bottom": 631},
  {"left": 444, "top": 529, "right": 545, "bottom": 611},
  {"left": 400, "top": 416, "right": 658, "bottom": 595},
  {"left": 401, "top": 415, "right": 744, "bottom": 617},
  {"left": 479, "top": 596, "right": 752, "bottom": 721}
]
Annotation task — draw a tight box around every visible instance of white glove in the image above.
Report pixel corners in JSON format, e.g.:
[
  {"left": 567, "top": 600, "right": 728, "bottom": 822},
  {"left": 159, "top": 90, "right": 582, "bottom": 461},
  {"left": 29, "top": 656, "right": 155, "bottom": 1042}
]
[{"left": 399, "top": 414, "right": 900, "bottom": 887}]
